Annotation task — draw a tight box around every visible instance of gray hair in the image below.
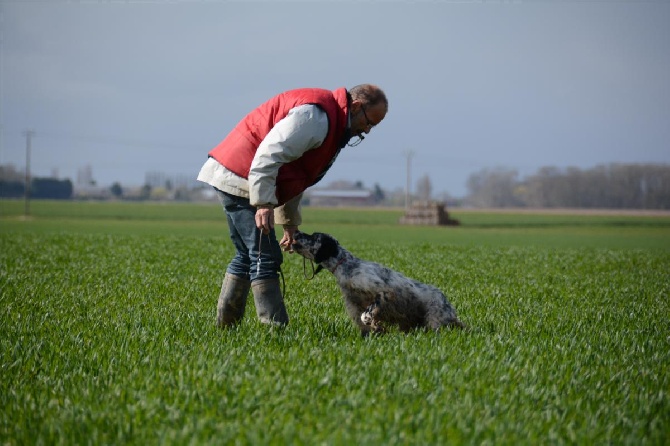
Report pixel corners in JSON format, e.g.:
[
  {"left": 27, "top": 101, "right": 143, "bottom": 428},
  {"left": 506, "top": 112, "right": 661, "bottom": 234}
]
[{"left": 349, "top": 84, "right": 388, "bottom": 111}]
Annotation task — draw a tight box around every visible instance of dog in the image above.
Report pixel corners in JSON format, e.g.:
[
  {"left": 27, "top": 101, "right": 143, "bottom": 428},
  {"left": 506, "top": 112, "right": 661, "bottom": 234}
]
[{"left": 292, "top": 231, "right": 464, "bottom": 336}]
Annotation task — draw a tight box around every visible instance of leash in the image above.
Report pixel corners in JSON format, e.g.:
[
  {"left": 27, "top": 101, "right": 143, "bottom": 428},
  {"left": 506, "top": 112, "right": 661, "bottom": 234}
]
[
  {"left": 302, "top": 256, "right": 346, "bottom": 279},
  {"left": 302, "top": 257, "right": 317, "bottom": 280},
  {"left": 257, "top": 232, "right": 287, "bottom": 298}
]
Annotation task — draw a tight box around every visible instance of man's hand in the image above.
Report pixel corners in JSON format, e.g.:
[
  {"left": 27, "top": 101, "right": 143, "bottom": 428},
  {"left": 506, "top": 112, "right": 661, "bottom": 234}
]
[
  {"left": 255, "top": 206, "right": 274, "bottom": 234},
  {"left": 279, "top": 225, "right": 299, "bottom": 252}
]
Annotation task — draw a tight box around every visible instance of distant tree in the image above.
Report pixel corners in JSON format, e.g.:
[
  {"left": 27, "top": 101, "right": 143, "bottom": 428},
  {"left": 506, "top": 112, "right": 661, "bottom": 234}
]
[
  {"left": 140, "top": 184, "right": 152, "bottom": 200},
  {"left": 174, "top": 188, "right": 187, "bottom": 201},
  {"left": 524, "top": 166, "right": 563, "bottom": 208},
  {"left": 31, "top": 178, "right": 73, "bottom": 199},
  {"left": 0, "top": 180, "right": 24, "bottom": 198},
  {"left": 372, "top": 183, "right": 385, "bottom": 202},
  {"left": 0, "top": 165, "right": 27, "bottom": 198},
  {"left": 644, "top": 164, "right": 670, "bottom": 209},
  {"left": 512, "top": 163, "right": 670, "bottom": 209},
  {"left": 110, "top": 182, "right": 123, "bottom": 198},
  {"left": 0, "top": 164, "right": 24, "bottom": 182},
  {"left": 150, "top": 187, "right": 170, "bottom": 200},
  {"left": 466, "top": 168, "right": 522, "bottom": 208}
]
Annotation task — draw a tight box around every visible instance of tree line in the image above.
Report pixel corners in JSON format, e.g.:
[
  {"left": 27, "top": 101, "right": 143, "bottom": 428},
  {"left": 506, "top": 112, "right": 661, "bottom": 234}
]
[
  {"left": 2, "top": 163, "right": 669, "bottom": 208},
  {"left": 0, "top": 177, "right": 73, "bottom": 199},
  {"left": 465, "top": 163, "right": 670, "bottom": 209}
]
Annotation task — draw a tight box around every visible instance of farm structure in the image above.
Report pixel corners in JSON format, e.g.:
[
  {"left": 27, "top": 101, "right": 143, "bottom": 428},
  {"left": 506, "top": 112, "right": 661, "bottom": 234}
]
[{"left": 399, "top": 201, "right": 460, "bottom": 226}]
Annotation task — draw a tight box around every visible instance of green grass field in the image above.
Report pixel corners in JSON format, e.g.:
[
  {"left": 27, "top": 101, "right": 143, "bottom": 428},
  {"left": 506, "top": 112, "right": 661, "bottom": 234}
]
[{"left": 1, "top": 200, "right": 669, "bottom": 445}]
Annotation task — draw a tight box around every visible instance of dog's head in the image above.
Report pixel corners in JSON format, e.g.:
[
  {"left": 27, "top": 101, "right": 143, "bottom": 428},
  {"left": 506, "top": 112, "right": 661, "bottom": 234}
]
[{"left": 292, "top": 231, "right": 340, "bottom": 265}]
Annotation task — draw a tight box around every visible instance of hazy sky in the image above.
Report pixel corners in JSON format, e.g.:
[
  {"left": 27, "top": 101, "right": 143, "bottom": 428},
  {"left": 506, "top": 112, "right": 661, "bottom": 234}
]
[{"left": 2, "top": 0, "right": 669, "bottom": 197}]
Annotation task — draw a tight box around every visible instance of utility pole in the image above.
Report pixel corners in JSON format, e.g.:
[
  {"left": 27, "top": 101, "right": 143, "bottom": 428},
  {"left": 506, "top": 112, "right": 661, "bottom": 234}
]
[
  {"left": 403, "top": 150, "right": 414, "bottom": 210},
  {"left": 23, "top": 130, "right": 34, "bottom": 217}
]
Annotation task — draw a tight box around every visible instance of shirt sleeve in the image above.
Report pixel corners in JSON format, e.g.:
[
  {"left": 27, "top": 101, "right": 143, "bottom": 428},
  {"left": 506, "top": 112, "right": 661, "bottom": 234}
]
[
  {"left": 274, "top": 193, "right": 303, "bottom": 226},
  {"left": 248, "top": 104, "right": 329, "bottom": 206}
]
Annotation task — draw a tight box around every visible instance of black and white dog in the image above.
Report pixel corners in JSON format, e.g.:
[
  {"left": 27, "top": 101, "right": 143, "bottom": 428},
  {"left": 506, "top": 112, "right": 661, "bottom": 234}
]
[{"left": 292, "top": 231, "right": 464, "bottom": 336}]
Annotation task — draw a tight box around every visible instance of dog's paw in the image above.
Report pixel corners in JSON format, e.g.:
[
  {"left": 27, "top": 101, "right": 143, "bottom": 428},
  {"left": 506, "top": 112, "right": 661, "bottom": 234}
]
[
  {"left": 361, "top": 295, "right": 384, "bottom": 329},
  {"left": 361, "top": 310, "right": 375, "bottom": 326},
  {"left": 361, "top": 310, "right": 384, "bottom": 335}
]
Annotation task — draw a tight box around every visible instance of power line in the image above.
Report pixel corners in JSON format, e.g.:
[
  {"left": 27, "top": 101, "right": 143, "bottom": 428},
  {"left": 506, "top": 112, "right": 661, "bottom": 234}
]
[{"left": 403, "top": 150, "right": 415, "bottom": 210}]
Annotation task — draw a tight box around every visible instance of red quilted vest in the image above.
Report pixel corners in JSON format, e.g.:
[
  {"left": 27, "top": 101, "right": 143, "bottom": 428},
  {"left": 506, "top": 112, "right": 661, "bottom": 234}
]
[{"left": 209, "top": 88, "right": 349, "bottom": 205}]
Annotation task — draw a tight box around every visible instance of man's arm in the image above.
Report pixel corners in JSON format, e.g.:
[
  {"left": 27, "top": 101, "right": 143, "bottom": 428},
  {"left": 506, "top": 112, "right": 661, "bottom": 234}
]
[
  {"left": 275, "top": 194, "right": 302, "bottom": 251},
  {"left": 249, "top": 104, "right": 328, "bottom": 234},
  {"left": 249, "top": 104, "right": 328, "bottom": 207}
]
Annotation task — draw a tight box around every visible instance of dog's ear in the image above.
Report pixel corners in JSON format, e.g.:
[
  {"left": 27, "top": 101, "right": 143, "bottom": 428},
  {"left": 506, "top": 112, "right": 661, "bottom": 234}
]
[{"left": 314, "top": 234, "right": 339, "bottom": 264}]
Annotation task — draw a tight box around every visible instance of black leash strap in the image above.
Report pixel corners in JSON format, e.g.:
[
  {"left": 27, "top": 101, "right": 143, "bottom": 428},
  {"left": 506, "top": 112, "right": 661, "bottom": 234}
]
[
  {"left": 302, "top": 257, "right": 317, "bottom": 280},
  {"left": 257, "top": 232, "right": 287, "bottom": 298}
]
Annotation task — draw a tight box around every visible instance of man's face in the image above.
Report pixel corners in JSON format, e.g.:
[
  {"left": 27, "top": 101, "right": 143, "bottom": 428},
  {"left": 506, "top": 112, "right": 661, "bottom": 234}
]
[{"left": 350, "top": 101, "right": 387, "bottom": 139}]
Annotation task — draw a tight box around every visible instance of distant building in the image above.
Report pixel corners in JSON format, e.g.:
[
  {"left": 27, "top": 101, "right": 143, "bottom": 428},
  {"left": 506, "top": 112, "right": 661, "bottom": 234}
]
[
  {"left": 145, "top": 171, "right": 200, "bottom": 190},
  {"left": 307, "top": 189, "right": 375, "bottom": 207},
  {"left": 73, "top": 164, "right": 110, "bottom": 198},
  {"left": 77, "top": 165, "right": 95, "bottom": 186}
]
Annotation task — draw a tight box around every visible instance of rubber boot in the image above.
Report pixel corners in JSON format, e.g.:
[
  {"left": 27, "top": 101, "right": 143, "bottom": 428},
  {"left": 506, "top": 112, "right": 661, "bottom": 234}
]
[
  {"left": 216, "top": 273, "right": 251, "bottom": 328},
  {"left": 251, "top": 277, "right": 289, "bottom": 326}
]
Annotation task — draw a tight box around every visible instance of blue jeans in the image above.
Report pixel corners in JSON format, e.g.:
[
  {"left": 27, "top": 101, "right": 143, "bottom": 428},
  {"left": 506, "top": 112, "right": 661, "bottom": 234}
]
[{"left": 216, "top": 190, "right": 283, "bottom": 281}]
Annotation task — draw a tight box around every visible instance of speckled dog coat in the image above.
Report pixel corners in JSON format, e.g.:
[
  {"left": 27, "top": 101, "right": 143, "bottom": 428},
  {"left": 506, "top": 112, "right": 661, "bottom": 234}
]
[{"left": 292, "top": 232, "right": 464, "bottom": 336}]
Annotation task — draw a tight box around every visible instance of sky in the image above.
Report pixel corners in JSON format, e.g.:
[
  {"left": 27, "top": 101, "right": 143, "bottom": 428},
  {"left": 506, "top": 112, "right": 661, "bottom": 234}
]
[{"left": 1, "top": 0, "right": 669, "bottom": 197}]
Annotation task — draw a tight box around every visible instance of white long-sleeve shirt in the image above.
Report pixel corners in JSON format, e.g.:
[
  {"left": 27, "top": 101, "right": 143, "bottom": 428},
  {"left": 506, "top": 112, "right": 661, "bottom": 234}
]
[{"left": 197, "top": 104, "right": 330, "bottom": 225}]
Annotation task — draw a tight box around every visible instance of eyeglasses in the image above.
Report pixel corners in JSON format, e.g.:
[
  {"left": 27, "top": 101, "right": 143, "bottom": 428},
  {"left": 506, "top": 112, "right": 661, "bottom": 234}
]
[{"left": 361, "top": 105, "right": 376, "bottom": 129}]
